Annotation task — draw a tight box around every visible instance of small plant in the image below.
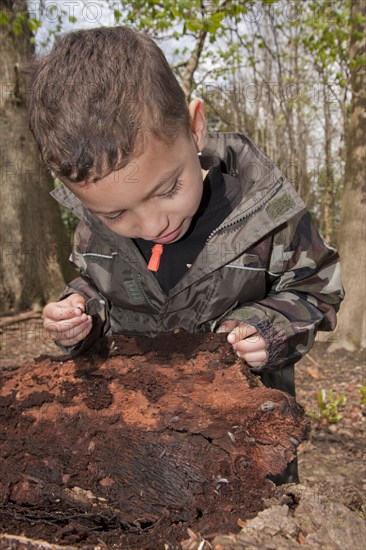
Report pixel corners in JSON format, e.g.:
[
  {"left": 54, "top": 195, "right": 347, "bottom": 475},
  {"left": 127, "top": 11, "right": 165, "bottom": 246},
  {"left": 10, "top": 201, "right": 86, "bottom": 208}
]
[
  {"left": 359, "top": 384, "right": 366, "bottom": 407},
  {"left": 306, "top": 389, "right": 347, "bottom": 425}
]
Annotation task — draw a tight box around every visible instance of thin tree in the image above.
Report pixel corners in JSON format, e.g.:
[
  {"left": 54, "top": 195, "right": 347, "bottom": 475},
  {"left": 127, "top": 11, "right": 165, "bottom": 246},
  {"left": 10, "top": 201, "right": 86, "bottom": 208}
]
[{"left": 334, "top": 0, "right": 366, "bottom": 350}]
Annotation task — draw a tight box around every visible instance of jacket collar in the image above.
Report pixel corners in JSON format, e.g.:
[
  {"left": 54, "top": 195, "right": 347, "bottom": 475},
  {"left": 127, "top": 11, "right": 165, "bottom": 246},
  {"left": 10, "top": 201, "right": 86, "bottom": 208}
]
[
  {"left": 202, "top": 132, "right": 287, "bottom": 215},
  {"left": 169, "top": 133, "right": 306, "bottom": 295}
]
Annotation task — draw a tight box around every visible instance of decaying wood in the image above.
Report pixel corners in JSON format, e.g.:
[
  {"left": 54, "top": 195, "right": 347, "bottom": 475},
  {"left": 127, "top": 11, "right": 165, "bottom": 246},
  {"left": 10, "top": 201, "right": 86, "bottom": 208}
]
[{"left": 0, "top": 333, "right": 309, "bottom": 548}]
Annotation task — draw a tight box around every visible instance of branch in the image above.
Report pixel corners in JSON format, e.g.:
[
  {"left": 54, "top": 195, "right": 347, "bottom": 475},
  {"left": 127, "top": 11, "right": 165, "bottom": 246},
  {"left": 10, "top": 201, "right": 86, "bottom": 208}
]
[{"left": 181, "top": 29, "right": 208, "bottom": 99}]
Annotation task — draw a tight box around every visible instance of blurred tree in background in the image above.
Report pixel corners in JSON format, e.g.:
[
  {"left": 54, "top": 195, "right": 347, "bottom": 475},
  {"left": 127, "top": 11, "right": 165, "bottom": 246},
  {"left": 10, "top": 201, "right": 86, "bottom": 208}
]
[
  {"left": 334, "top": 0, "right": 365, "bottom": 350},
  {"left": 0, "top": 0, "right": 74, "bottom": 312}
]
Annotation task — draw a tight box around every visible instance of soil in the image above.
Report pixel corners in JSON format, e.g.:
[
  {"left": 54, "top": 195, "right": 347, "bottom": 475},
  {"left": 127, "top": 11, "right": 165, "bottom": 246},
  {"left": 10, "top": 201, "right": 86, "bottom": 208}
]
[{"left": 0, "top": 316, "right": 365, "bottom": 547}]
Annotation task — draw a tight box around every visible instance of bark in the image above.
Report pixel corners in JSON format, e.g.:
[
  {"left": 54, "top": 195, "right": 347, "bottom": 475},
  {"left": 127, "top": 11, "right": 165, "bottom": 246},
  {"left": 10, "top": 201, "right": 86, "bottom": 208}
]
[
  {"left": 334, "top": 0, "right": 366, "bottom": 350},
  {"left": 322, "top": 77, "right": 336, "bottom": 242},
  {"left": 0, "top": 0, "right": 73, "bottom": 312},
  {"left": 0, "top": 333, "right": 309, "bottom": 548},
  {"left": 294, "top": 38, "right": 311, "bottom": 205}
]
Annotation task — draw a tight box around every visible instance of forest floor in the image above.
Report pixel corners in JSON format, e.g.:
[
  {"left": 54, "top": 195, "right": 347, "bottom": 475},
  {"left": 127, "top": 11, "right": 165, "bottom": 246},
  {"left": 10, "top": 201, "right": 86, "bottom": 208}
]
[{"left": 1, "top": 315, "right": 365, "bottom": 507}]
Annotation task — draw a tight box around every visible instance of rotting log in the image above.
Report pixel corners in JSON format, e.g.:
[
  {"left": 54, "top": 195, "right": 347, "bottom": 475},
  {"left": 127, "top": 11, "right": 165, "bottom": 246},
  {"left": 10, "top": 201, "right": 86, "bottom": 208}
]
[{"left": 0, "top": 333, "right": 309, "bottom": 548}]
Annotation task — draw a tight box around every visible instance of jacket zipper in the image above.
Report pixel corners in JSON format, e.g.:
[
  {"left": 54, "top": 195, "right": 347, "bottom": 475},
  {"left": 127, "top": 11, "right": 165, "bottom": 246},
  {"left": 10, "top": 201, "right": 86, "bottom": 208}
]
[
  {"left": 206, "top": 176, "right": 284, "bottom": 243},
  {"left": 137, "top": 272, "right": 163, "bottom": 311}
]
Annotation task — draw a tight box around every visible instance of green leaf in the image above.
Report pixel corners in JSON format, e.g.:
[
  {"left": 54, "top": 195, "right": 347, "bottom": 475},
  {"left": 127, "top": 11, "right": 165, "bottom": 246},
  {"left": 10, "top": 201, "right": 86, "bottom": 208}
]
[
  {"left": 0, "top": 10, "right": 9, "bottom": 26},
  {"left": 28, "top": 18, "right": 41, "bottom": 31},
  {"left": 114, "top": 10, "right": 121, "bottom": 23},
  {"left": 353, "top": 30, "right": 364, "bottom": 41},
  {"left": 353, "top": 14, "right": 366, "bottom": 25},
  {"left": 210, "top": 12, "right": 224, "bottom": 25},
  {"left": 203, "top": 19, "right": 217, "bottom": 33},
  {"left": 185, "top": 19, "right": 202, "bottom": 32},
  {"left": 170, "top": 8, "right": 181, "bottom": 18},
  {"left": 350, "top": 56, "right": 366, "bottom": 70},
  {"left": 12, "top": 13, "right": 26, "bottom": 37}
]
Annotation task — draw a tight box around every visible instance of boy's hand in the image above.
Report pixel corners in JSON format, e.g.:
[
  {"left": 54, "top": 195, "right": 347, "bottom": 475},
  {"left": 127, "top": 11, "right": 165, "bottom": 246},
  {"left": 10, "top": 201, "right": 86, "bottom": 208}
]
[
  {"left": 217, "top": 320, "right": 267, "bottom": 368},
  {"left": 42, "top": 294, "right": 93, "bottom": 347}
]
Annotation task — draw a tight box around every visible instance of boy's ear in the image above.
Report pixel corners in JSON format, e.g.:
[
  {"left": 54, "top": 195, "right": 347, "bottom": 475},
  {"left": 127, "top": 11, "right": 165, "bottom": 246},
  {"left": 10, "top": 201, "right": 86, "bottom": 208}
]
[{"left": 188, "top": 99, "right": 207, "bottom": 153}]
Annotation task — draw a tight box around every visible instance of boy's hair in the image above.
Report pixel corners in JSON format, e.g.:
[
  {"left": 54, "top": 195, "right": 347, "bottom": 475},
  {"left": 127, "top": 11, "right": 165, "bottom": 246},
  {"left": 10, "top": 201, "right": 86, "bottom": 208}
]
[{"left": 27, "top": 27, "right": 191, "bottom": 184}]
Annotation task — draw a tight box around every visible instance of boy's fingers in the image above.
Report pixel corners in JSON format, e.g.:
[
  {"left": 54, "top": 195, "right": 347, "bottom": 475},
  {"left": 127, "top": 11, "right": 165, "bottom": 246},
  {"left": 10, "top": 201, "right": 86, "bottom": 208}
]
[
  {"left": 216, "top": 320, "right": 238, "bottom": 334},
  {"left": 56, "top": 331, "right": 91, "bottom": 347},
  {"left": 216, "top": 321, "right": 260, "bottom": 346},
  {"left": 45, "top": 315, "right": 91, "bottom": 336},
  {"left": 44, "top": 313, "right": 87, "bottom": 330},
  {"left": 58, "top": 306, "right": 82, "bottom": 320},
  {"left": 59, "top": 320, "right": 93, "bottom": 346},
  {"left": 235, "top": 336, "right": 266, "bottom": 354},
  {"left": 227, "top": 323, "right": 258, "bottom": 344},
  {"left": 238, "top": 350, "right": 267, "bottom": 368},
  {"left": 53, "top": 318, "right": 93, "bottom": 345},
  {"left": 44, "top": 303, "right": 81, "bottom": 322},
  {"left": 67, "top": 294, "right": 86, "bottom": 313},
  {"left": 43, "top": 295, "right": 86, "bottom": 322}
]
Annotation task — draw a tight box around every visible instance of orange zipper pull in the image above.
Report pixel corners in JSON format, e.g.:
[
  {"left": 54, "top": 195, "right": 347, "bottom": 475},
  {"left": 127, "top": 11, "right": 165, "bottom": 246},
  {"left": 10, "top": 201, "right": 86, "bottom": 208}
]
[{"left": 147, "top": 244, "right": 163, "bottom": 272}]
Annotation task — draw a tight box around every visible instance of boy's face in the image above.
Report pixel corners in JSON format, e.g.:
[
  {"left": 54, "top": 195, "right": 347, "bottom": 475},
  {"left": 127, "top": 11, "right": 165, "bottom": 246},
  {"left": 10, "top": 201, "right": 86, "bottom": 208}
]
[{"left": 69, "top": 103, "right": 207, "bottom": 244}]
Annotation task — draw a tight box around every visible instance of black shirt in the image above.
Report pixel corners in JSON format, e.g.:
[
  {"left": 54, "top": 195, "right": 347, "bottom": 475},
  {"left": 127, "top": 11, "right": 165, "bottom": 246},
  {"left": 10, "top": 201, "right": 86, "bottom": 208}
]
[{"left": 134, "top": 163, "right": 241, "bottom": 294}]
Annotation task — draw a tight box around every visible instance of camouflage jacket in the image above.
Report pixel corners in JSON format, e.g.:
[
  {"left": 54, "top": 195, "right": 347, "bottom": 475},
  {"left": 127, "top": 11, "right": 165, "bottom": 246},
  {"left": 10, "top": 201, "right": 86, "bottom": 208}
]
[{"left": 51, "top": 132, "right": 344, "bottom": 370}]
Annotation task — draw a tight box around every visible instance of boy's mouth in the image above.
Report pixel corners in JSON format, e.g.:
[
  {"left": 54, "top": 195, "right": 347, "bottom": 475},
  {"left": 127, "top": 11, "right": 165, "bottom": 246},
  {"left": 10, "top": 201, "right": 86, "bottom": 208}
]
[{"left": 152, "top": 222, "right": 184, "bottom": 244}]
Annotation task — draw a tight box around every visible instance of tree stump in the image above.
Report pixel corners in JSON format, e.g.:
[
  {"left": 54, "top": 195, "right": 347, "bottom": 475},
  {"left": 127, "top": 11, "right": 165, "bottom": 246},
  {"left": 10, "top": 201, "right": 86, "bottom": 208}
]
[{"left": 0, "top": 333, "right": 309, "bottom": 548}]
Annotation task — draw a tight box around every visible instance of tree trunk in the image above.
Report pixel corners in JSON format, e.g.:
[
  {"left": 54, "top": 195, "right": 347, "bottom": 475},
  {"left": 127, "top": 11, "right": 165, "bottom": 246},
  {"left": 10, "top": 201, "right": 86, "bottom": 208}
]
[
  {"left": 294, "top": 37, "right": 311, "bottom": 205},
  {"left": 0, "top": 0, "right": 73, "bottom": 312},
  {"left": 334, "top": 0, "right": 366, "bottom": 350},
  {"left": 0, "top": 332, "right": 309, "bottom": 548},
  {"left": 322, "top": 77, "right": 335, "bottom": 243}
]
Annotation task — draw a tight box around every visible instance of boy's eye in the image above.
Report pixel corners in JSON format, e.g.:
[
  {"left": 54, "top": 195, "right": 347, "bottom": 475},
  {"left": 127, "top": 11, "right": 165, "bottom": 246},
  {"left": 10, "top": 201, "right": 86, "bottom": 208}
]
[
  {"left": 159, "top": 179, "right": 183, "bottom": 199},
  {"left": 102, "top": 178, "right": 183, "bottom": 224},
  {"left": 104, "top": 211, "right": 125, "bottom": 223}
]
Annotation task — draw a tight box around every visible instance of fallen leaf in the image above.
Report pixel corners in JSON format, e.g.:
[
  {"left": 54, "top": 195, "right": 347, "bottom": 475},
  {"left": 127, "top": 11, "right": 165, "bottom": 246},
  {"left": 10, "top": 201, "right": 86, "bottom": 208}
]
[{"left": 306, "top": 366, "right": 321, "bottom": 379}]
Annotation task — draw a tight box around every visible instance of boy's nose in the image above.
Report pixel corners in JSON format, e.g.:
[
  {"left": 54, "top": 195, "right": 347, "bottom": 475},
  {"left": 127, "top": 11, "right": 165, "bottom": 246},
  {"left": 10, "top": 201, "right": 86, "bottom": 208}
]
[{"left": 137, "top": 213, "right": 170, "bottom": 240}]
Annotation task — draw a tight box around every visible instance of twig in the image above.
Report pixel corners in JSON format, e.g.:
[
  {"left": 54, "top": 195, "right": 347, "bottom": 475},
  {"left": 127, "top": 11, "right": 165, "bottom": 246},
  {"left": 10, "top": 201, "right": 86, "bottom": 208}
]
[
  {"left": 306, "top": 353, "right": 320, "bottom": 367},
  {"left": 0, "top": 311, "right": 42, "bottom": 328}
]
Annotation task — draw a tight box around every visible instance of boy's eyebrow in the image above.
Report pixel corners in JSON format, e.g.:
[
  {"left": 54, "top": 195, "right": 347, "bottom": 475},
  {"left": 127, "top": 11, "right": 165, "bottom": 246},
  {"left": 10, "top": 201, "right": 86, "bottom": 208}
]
[{"left": 89, "top": 165, "right": 183, "bottom": 215}]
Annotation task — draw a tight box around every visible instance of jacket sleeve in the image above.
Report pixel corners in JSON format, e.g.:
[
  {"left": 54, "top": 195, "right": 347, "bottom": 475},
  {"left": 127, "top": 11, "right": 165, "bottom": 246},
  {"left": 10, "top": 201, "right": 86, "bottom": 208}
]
[
  {"left": 55, "top": 224, "right": 111, "bottom": 356},
  {"left": 224, "top": 211, "right": 344, "bottom": 371}
]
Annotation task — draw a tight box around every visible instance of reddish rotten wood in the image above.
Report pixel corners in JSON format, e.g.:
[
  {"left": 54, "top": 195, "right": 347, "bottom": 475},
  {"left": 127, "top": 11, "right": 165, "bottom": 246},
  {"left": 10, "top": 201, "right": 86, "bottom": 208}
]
[{"left": 0, "top": 333, "right": 309, "bottom": 548}]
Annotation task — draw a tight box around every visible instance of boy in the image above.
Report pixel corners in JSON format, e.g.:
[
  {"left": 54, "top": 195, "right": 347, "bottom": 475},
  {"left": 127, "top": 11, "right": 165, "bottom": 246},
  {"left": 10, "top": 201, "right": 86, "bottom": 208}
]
[{"left": 28, "top": 27, "right": 343, "bottom": 482}]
